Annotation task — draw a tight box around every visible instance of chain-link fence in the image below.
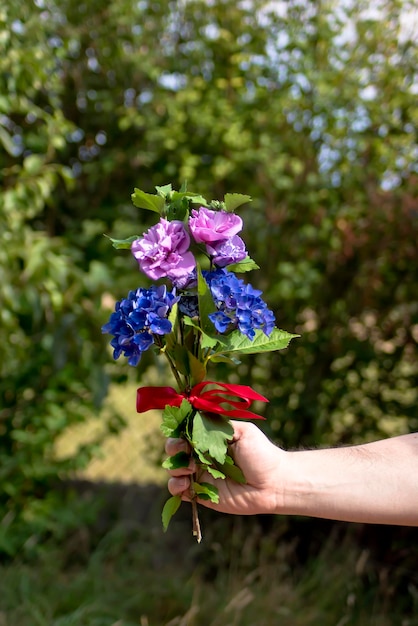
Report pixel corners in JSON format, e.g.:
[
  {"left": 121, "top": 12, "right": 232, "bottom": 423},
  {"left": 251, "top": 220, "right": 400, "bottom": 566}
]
[{"left": 56, "top": 382, "right": 167, "bottom": 485}]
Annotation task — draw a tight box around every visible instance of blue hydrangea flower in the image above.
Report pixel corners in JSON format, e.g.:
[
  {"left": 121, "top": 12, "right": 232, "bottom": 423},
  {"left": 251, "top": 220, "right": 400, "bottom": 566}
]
[
  {"left": 203, "top": 268, "right": 275, "bottom": 340},
  {"left": 178, "top": 294, "right": 199, "bottom": 318},
  {"left": 102, "top": 285, "right": 179, "bottom": 366}
]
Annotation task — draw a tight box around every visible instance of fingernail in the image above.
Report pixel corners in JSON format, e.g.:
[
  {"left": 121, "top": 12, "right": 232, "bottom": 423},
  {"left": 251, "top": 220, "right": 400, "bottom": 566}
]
[{"left": 178, "top": 477, "right": 188, "bottom": 490}]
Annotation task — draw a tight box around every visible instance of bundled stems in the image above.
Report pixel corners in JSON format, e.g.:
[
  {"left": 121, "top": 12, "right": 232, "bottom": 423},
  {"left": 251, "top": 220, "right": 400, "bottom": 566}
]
[
  {"left": 163, "top": 332, "right": 203, "bottom": 541},
  {"left": 190, "top": 475, "right": 202, "bottom": 543},
  {"left": 164, "top": 349, "right": 186, "bottom": 391}
]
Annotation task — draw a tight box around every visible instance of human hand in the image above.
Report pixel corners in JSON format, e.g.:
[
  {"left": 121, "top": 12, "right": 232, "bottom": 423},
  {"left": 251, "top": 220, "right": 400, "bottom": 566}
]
[
  {"left": 165, "top": 420, "right": 286, "bottom": 515},
  {"left": 167, "top": 421, "right": 418, "bottom": 525}
]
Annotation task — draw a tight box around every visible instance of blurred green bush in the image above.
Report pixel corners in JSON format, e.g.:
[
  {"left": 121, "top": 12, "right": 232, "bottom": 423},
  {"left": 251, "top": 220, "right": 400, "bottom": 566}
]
[{"left": 1, "top": 0, "right": 417, "bottom": 555}]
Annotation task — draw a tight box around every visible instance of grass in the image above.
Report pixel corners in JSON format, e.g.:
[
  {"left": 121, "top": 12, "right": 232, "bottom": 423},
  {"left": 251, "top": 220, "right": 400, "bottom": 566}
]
[
  {"left": 7, "top": 377, "right": 418, "bottom": 626},
  {"left": 1, "top": 516, "right": 418, "bottom": 626}
]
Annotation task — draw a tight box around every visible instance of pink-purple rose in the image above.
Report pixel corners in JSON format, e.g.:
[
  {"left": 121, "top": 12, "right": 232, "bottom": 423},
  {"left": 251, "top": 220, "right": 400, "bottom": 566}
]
[
  {"left": 189, "top": 207, "right": 243, "bottom": 243},
  {"left": 131, "top": 219, "right": 195, "bottom": 282},
  {"left": 205, "top": 235, "right": 247, "bottom": 267},
  {"left": 189, "top": 207, "right": 247, "bottom": 266}
]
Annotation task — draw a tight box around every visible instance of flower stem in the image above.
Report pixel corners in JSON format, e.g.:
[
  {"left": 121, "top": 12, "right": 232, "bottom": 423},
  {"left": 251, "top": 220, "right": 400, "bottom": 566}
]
[
  {"left": 190, "top": 478, "right": 202, "bottom": 543},
  {"left": 164, "top": 351, "right": 184, "bottom": 391}
]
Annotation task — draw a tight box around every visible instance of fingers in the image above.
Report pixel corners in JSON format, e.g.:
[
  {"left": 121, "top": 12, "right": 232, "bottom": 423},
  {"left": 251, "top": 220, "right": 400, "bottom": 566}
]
[
  {"left": 168, "top": 463, "right": 195, "bottom": 477},
  {"left": 164, "top": 437, "right": 196, "bottom": 476},
  {"left": 165, "top": 437, "right": 190, "bottom": 456},
  {"left": 164, "top": 437, "right": 220, "bottom": 509},
  {"left": 168, "top": 475, "right": 192, "bottom": 499}
]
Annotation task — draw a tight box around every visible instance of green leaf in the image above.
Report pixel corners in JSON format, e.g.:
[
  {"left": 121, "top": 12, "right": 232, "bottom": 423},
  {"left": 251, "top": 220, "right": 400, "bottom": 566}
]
[
  {"left": 104, "top": 234, "right": 140, "bottom": 249},
  {"left": 224, "top": 193, "right": 252, "bottom": 212},
  {"left": 162, "top": 495, "right": 182, "bottom": 532},
  {"left": 172, "top": 344, "right": 192, "bottom": 376},
  {"left": 162, "top": 451, "right": 190, "bottom": 470},
  {"left": 155, "top": 183, "right": 172, "bottom": 197},
  {"left": 192, "top": 447, "right": 227, "bottom": 479},
  {"left": 200, "top": 333, "right": 222, "bottom": 350},
  {"left": 197, "top": 264, "right": 217, "bottom": 336},
  {"left": 131, "top": 188, "right": 165, "bottom": 213},
  {"left": 23, "top": 154, "right": 44, "bottom": 175},
  {"left": 171, "top": 191, "right": 208, "bottom": 205},
  {"left": 188, "top": 350, "right": 206, "bottom": 385},
  {"left": 169, "top": 344, "right": 205, "bottom": 382},
  {"left": 160, "top": 400, "right": 193, "bottom": 437},
  {"left": 192, "top": 412, "right": 233, "bottom": 464},
  {"left": 164, "top": 303, "right": 179, "bottom": 352},
  {"left": 166, "top": 198, "right": 189, "bottom": 221},
  {"left": 192, "top": 481, "right": 219, "bottom": 503},
  {"left": 194, "top": 447, "right": 212, "bottom": 465},
  {"left": 206, "top": 466, "right": 226, "bottom": 480},
  {"left": 209, "top": 354, "right": 241, "bottom": 365},
  {"left": 0, "top": 126, "right": 15, "bottom": 155},
  {"left": 226, "top": 256, "right": 260, "bottom": 273},
  {"left": 216, "top": 456, "right": 246, "bottom": 483},
  {"left": 182, "top": 316, "right": 220, "bottom": 351},
  {"left": 215, "top": 328, "right": 299, "bottom": 355},
  {"left": 182, "top": 315, "right": 200, "bottom": 331},
  {"left": 163, "top": 191, "right": 208, "bottom": 220}
]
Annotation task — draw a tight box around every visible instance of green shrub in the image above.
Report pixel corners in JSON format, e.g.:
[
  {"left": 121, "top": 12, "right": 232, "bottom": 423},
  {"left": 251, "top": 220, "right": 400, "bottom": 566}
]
[{"left": 1, "top": 0, "right": 417, "bottom": 555}]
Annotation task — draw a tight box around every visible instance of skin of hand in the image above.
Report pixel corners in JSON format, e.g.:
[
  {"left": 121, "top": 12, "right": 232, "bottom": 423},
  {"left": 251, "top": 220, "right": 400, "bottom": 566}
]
[
  {"left": 166, "top": 421, "right": 418, "bottom": 526},
  {"left": 166, "top": 420, "right": 286, "bottom": 515}
]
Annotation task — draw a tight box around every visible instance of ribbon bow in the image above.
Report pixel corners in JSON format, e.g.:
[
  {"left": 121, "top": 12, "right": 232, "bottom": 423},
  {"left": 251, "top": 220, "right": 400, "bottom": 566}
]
[{"left": 136, "top": 380, "right": 268, "bottom": 420}]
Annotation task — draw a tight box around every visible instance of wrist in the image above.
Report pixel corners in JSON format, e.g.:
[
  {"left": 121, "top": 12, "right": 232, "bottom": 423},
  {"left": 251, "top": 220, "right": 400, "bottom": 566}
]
[
  {"left": 278, "top": 450, "right": 319, "bottom": 517},
  {"left": 263, "top": 448, "right": 295, "bottom": 515}
]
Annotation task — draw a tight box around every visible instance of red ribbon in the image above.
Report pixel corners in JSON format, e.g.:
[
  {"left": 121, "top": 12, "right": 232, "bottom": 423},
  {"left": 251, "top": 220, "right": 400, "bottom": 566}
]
[{"left": 136, "top": 380, "right": 268, "bottom": 420}]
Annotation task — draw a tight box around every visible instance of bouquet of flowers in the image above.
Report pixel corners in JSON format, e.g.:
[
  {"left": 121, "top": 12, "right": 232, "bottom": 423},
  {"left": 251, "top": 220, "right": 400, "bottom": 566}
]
[{"left": 102, "top": 183, "right": 297, "bottom": 542}]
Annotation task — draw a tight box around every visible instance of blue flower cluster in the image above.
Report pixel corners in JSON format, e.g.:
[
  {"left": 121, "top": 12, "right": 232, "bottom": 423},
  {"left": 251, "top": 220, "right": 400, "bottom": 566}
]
[
  {"left": 203, "top": 268, "right": 275, "bottom": 340},
  {"left": 102, "top": 285, "right": 178, "bottom": 366}
]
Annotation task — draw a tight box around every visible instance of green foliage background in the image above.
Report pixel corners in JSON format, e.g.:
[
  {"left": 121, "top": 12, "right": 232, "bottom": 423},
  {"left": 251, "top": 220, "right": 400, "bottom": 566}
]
[{"left": 1, "top": 0, "right": 417, "bottom": 554}]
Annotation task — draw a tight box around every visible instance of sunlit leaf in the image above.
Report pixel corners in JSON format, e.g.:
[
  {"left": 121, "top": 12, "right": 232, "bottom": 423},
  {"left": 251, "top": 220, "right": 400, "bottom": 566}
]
[
  {"left": 131, "top": 188, "right": 165, "bottom": 213},
  {"left": 192, "top": 412, "right": 233, "bottom": 464},
  {"left": 162, "top": 451, "right": 190, "bottom": 470},
  {"left": 224, "top": 193, "right": 252, "bottom": 212},
  {"left": 155, "top": 183, "right": 172, "bottom": 197},
  {"left": 104, "top": 234, "right": 140, "bottom": 249},
  {"left": 206, "top": 466, "right": 226, "bottom": 480},
  {"left": 197, "top": 264, "right": 217, "bottom": 336},
  {"left": 162, "top": 495, "right": 182, "bottom": 532},
  {"left": 171, "top": 191, "right": 208, "bottom": 205},
  {"left": 216, "top": 456, "right": 246, "bottom": 483},
  {"left": 192, "top": 481, "right": 219, "bottom": 503},
  {"left": 216, "top": 328, "right": 299, "bottom": 355},
  {"left": 226, "top": 256, "right": 260, "bottom": 273},
  {"left": 160, "top": 400, "right": 193, "bottom": 437}
]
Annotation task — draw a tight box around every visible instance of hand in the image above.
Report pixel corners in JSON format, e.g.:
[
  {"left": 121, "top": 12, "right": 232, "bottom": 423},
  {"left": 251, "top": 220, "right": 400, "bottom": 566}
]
[
  {"left": 165, "top": 420, "right": 286, "bottom": 515},
  {"left": 166, "top": 424, "right": 418, "bottom": 525}
]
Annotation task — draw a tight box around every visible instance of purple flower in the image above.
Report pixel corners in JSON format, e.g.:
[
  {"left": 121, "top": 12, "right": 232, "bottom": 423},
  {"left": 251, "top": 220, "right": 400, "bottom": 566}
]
[
  {"left": 101, "top": 285, "right": 179, "bottom": 366},
  {"left": 205, "top": 235, "right": 247, "bottom": 267},
  {"left": 203, "top": 268, "right": 275, "bottom": 340},
  {"left": 171, "top": 268, "right": 197, "bottom": 290},
  {"left": 132, "top": 219, "right": 195, "bottom": 283},
  {"left": 189, "top": 207, "right": 243, "bottom": 244}
]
